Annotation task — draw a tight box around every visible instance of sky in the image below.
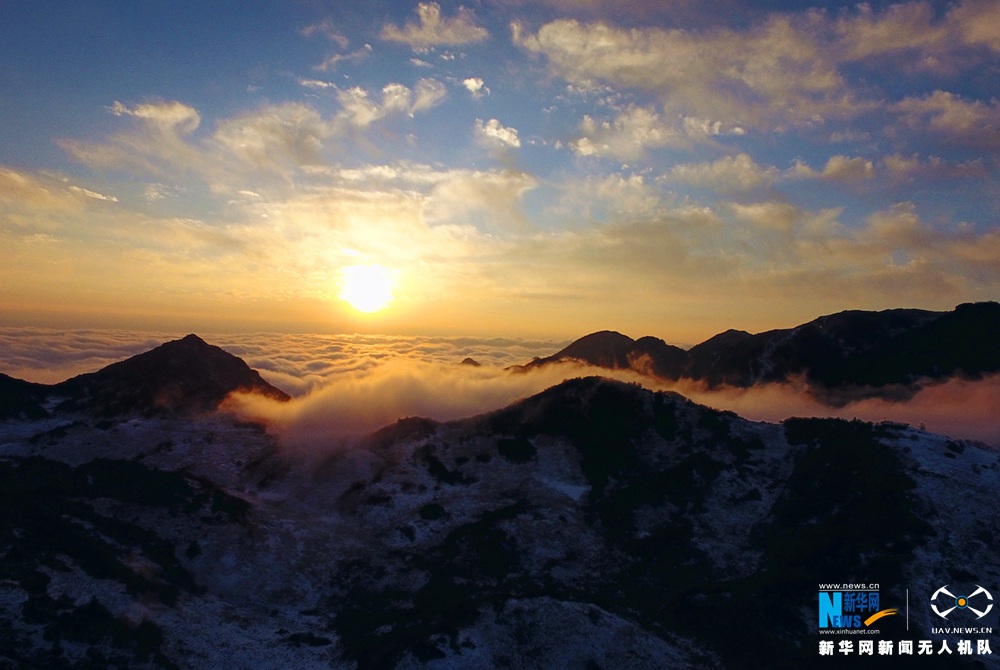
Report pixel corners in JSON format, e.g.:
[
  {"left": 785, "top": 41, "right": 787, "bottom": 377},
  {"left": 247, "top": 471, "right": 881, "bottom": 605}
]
[{"left": 1, "top": 0, "right": 999, "bottom": 343}]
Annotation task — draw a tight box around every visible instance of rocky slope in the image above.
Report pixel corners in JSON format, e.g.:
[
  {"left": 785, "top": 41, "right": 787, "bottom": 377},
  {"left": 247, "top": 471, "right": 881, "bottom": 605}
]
[{"left": 1, "top": 338, "right": 998, "bottom": 668}]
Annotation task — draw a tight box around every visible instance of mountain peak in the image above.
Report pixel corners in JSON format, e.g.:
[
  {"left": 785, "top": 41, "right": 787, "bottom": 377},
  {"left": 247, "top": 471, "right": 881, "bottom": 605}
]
[
  {"left": 523, "top": 330, "right": 687, "bottom": 378},
  {"left": 178, "top": 333, "right": 209, "bottom": 345},
  {"left": 52, "top": 334, "right": 290, "bottom": 417},
  {"left": 533, "top": 330, "right": 637, "bottom": 369}
]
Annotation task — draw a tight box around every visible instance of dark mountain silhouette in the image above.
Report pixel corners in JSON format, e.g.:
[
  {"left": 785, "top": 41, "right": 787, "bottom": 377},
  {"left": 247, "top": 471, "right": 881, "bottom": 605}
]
[
  {"left": 524, "top": 330, "right": 688, "bottom": 377},
  {"left": 0, "top": 373, "right": 48, "bottom": 420},
  {"left": 0, "top": 334, "right": 289, "bottom": 419},
  {"left": 684, "top": 307, "right": 941, "bottom": 387},
  {"left": 522, "top": 302, "right": 1000, "bottom": 394},
  {"left": 533, "top": 330, "right": 639, "bottom": 369},
  {"left": 827, "top": 301, "right": 1000, "bottom": 386}
]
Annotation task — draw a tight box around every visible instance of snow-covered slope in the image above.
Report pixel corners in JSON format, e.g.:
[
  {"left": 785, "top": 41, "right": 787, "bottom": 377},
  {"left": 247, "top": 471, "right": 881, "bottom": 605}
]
[{"left": 2, "top": 336, "right": 999, "bottom": 669}]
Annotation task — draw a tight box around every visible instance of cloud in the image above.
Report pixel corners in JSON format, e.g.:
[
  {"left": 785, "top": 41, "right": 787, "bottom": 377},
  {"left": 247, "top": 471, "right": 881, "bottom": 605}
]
[
  {"left": 4, "top": 327, "right": 998, "bottom": 447},
  {"left": 787, "top": 155, "right": 875, "bottom": 183},
  {"left": 67, "top": 186, "right": 118, "bottom": 202},
  {"left": 514, "top": 16, "right": 856, "bottom": 128},
  {"left": 0, "top": 167, "right": 108, "bottom": 214},
  {"left": 314, "top": 45, "right": 372, "bottom": 73},
  {"left": 670, "top": 373, "right": 1000, "bottom": 447},
  {"left": 835, "top": 0, "right": 1000, "bottom": 67},
  {"left": 487, "top": 193, "right": 1000, "bottom": 332},
  {"left": 572, "top": 106, "right": 684, "bottom": 160},
  {"left": 301, "top": 18, "right": 371, "bottom": 71},
  {"left": 664, "top": 154, "right": 779, "bottom": 192},
  {"left": 225, "top": 360, "right": 568, "bottom": 444},
  {"left": 681, "top": 117, "right": 746, "bottom": 139},
  {"left": 818, "top": 155, "right": 875, "bottom": 183},
  {"left": 425, "top": 168, "right": 536, "bottom": 232},
  {"left": 213, "top": 103, "right": 329, "bottom": 171},
  {"left": 475, "top": 118, "right": 521, "bottom": 149},
  {"left": 463, "top": 77, "right": 489, "bottom": 97},
  {"left": 381, "top": 3, "right": 488, "bottom": 49},
  {"left": 950, "top": 0, "right": 1000, "bottom": 51},
  {"left": 0, "top": 327, "right": 564, "bottom": 385},
  {"left": 514, "top": 3, "right": 1000, "bottom": 131},
  {"left": 894, "top": 91, "right": 1000, "bottom": 148},
  {"left": 59, "top": 100, "right": 204, "bottom": 177},
  {"left": 300, "top": 19, "right": 350, "bottom": 48},
  {"left": 0, "top": 327, "right": 175, "bottom": 384},
  {"left": 108, "top": 100, "right": 201, "bottom": 134},
  {"left": 834, "top": 2, "right": 947, "bottom": 62},
  {"left": 562, "top": 174, "right": 661, "bottom": 219},
  {"left": 298, "top": 78, "right": 335, "bottom": 90},
  {"left": 227, "top": 357, "right": 1000, "bottom": 449},
  {"left": 883, "top": 154, "right": 988, "bottom": 182},
  {"left": 411, "top": 78, "right": 448, "bottom": 113},
  {"left": 59, "top": 90, "right": 451, "bottom": 190},
  {"left": 336, "top": 79, "right": 447, "bottom": 128}
]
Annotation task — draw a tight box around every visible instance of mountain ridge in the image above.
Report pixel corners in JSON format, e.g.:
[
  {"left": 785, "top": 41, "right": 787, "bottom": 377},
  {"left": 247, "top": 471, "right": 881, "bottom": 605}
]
[{"left": 521, "top": 301, "right": 1000, "bottom": 394}]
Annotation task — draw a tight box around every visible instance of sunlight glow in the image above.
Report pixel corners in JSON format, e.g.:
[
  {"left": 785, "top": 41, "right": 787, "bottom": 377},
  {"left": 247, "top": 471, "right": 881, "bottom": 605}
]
[{"left": 339, "top": 264, "right": 394, "bottom": 313}]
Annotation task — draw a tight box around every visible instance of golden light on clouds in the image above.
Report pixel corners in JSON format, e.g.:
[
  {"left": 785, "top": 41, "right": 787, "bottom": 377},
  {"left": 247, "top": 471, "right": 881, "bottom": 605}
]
[
  {"left": 2, "top": 1, "right": 999, "bottom": 339},
  {"left": 339, "top": 264, "right": 395, "bottom": 313}
]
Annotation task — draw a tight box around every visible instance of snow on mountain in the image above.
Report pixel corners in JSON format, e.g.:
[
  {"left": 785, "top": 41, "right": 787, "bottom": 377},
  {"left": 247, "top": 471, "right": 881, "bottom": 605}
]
[{"left": 1, "top": 338, "right": 999, "bottom": 668}]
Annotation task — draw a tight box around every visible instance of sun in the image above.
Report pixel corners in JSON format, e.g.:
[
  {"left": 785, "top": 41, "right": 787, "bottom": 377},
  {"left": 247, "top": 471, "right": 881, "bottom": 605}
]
[{"left": 339, "top": 264, "right": 395, "bottom": 313}]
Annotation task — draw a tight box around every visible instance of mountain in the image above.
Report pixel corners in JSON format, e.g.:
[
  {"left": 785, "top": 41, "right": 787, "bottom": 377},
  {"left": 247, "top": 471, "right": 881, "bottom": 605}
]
[
  {"left": 826, "top": 301, "right": 1000, "bottom": 386},
  {"left": 522, "top": 330, "right": 688, "bottom": 378},
  {"left": 523, "top": 302, "right": 1000, "bottom": 394},
  {"left": 0, "top": 334, "right": 289, "bottom": 420},
  {"left": 2, "top": 361, "right": 998, "bottom": 668},
  {"left": 0, "top": 373, "right": 48, "bottom": 420}
]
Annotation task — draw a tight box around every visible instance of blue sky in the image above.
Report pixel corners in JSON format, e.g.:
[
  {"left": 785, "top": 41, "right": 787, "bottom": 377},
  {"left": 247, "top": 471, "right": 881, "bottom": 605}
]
[{"left": 1, "top": 0, "right": 998, "bottom": 341}]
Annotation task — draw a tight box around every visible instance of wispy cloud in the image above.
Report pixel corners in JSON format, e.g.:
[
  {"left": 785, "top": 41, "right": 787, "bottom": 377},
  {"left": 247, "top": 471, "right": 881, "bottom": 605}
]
[
  {"left": 381, "top": 3, "right": 488, "bottom": 49},
  {"left": 213, "top": 103, "right": 329, "bottom": 172},
  {"left": 108, "top": 100, "right": 201, "bottom": 132},
  {"left": 335, "top": 79, "right": 447, "bottom": 128},
  {"left": 59, "top": 100, "right": 204, "bottom": 177},
  {"left": 300, "top": 19, "right": 350, "bottom": 48}
]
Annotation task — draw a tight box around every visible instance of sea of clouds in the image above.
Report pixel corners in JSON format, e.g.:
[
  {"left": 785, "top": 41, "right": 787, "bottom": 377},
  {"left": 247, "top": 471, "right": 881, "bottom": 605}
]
[{"left": 1, "top": 328, "right": 997, "bottom": 447}]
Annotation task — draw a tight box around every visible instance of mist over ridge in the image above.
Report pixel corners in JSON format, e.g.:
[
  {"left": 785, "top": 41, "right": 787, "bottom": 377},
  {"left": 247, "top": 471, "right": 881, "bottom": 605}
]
[{"left": 2, "top": 302, "right": 998, "bottom": 446}]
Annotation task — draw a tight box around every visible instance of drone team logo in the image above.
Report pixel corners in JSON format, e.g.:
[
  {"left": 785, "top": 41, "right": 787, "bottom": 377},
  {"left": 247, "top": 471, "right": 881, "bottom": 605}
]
[{"left": 931, "top": 585, "right": 994, "bottom": 620}]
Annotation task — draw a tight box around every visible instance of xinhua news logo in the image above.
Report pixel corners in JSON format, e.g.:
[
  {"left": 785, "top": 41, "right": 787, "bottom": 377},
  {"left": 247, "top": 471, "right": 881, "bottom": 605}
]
[{"left": 819, "top": 585, "right": 897, "bottom": 630}]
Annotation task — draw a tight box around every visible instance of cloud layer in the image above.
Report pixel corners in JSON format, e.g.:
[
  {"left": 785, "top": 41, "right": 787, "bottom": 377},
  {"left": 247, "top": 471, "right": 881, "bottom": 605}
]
[{"left": 3, "top": 328, "right": 996, "bottom": 448}]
